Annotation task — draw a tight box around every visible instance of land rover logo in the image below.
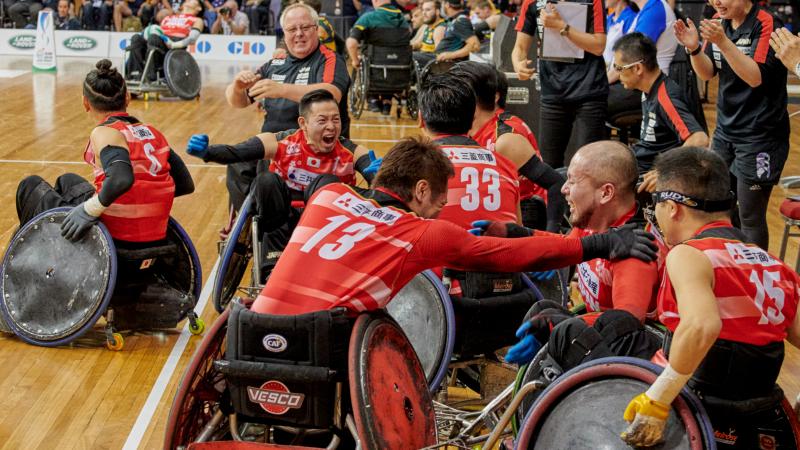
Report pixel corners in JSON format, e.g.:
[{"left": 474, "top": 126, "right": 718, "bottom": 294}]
[
  {"left": 9, "top": 35, "right": 36, "bottom": 49},
  {"left": 63, "top": 36, "right": 97, "bottom": 51},
  {"left": 262, "top": 334, "right": 287, "bottom": 352}
]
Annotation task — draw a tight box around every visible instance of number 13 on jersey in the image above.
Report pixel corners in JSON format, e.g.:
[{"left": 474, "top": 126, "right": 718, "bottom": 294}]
[{"left": 300, "top": 215, "right": 375, "bottom": 260}]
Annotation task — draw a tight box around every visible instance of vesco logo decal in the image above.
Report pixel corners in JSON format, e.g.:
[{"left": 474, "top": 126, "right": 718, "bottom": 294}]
[
  {"left": 227, "top": 41, "right": 265, "bottom": 55},
  {"left": 63, "top": 36, "right": 97, "bottom": 50},
  {"left": 9, "top": 35, "right": 36, "bottom": 49},
  {"left": 262, "top": 333, "right": 287, "bottom": 352},
  {"left": 247, "top": 380, "right": 304, "bottom": 415}
]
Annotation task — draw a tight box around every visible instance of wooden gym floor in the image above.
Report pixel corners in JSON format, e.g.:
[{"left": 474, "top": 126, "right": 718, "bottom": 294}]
[{"left": 0, "top": 56, "right": 797, "bottom": 449}]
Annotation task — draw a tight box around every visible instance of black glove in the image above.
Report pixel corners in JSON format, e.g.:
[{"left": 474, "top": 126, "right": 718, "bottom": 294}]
[
  {"left": 520, "top": 307, "right": 573, "bottom": 344},
  {"left": 61, "top": 204, "right": 100, "bottom": 242},
  {"left": 580, "top": 223, "right": 657, "bottom": 262},
  {"left": 470, "top": 220, "right": 534, "bottom": 238}
]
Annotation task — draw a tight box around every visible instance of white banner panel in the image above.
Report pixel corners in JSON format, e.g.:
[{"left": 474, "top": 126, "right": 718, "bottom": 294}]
[
  {"left": 56, "top": 30, "right": 110, "bottom": 57},
  {"left": 0, "top": 29, "right": 37, "bottom": 55},
  {"left": 108, "top": 31, "right": 137, "bottom": 59}
]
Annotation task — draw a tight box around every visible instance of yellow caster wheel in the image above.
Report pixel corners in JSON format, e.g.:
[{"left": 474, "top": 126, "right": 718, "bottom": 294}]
[
  {"left": 107, "top": 333, "right": 124, "bottom": 351},
  {"left": 189, "top": 317, "right": 205, "bottom": 335}
]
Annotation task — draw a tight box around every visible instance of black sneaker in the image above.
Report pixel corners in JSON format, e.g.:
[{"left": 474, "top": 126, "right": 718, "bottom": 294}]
[{"left": 381, "top": 102, "right": 391, "bottom": 116}]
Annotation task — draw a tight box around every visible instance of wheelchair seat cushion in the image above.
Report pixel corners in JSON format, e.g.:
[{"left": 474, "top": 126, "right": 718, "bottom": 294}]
[{"left": 780, "top": 198, "right": 800, "bottom": 220}]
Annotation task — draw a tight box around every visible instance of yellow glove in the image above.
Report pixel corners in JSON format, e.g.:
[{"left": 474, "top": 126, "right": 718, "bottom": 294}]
[{"left": 620, "top": 393, "right": 670, "bottom": 447}]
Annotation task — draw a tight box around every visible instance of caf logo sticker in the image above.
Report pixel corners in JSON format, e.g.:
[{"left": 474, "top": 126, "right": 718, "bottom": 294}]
[
  {"left": 263, "top": 333, "right": 287, "bottom": 352},
  {"left": 247, "top": 380, "right": 304, "bottom": 415}
]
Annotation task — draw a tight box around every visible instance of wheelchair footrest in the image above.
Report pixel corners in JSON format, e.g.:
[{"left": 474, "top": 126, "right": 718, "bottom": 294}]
[{"left": 214, "top": 359, "right": 336, "bottom": 384}]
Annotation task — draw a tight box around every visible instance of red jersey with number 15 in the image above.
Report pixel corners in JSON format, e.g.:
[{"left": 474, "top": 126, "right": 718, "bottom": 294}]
[
  {"left": 269, "top": 129, "right": 356, "bottom": 192},
  {"left": 436, "top": 136, "right": 520, "bottom": 230},
  {"left": 83, "top": 113, "right": 174, "bottom": 242},
  {"left": 658, "top": 222, "right": 800, "bottom": 346},
  {"left": 471, "top": 109, "right": 545, "bottom": 201}
]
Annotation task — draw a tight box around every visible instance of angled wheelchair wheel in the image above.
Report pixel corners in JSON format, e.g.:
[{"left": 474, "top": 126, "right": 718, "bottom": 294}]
[
  {"left": 349, "top": 312, "right": 438, "bottom": 450},
  {"left": 164, "top": 308, "right": 230, "bottom": 450},
  {"left": 0, "top": 208, "right": 117, "bottom": 347},
  {"left": 213, "top": 196, "right": 254, "bottom": 313},
  {"left": 515, "top": 356, "right": 715, "bottom": 450},
  {"left": 164, "top": 49, "right": 202, "bottom": 100},
  {"left": 386, "top": 270, "right": 455, "bottom": 393},
  {"left": 348, "top": 61, "right": 368, "bottom": 119},
  {"left": 168, "top": 217, "right": 203, "bottom": 310}
]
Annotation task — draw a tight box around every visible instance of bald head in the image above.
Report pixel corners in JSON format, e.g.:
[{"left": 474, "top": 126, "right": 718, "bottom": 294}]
[{"left": 571, "top": 141, "right": 638, "bottom": 197}]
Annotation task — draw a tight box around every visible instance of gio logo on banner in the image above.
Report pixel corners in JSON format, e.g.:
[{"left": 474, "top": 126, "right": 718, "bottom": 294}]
[{"left": 228, "top": 41, "right": 265, "bottom": 55}]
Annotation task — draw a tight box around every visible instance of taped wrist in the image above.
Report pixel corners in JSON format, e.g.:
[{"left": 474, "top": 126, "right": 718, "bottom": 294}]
[
  {"left": 83, "top": 195, "right": 106, "bottom": 217},
  {"left": 98, "top": 145, "right": 134, "bottom": 206},
  {"left": 646, "top": 363, "right": 691, "bottom": 405},
  {"left": 205, "top": 136, "right": 266, "bottom": 164},
  {"left": 354, "top": 153, "right": 376, "bottom": 183}
]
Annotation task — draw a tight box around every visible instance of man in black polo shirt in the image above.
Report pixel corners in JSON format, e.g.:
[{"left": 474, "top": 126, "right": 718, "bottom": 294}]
[
  {"left": 415, "top": 0, "right": 478, "bottom": 66},
  {"left": 223, "top": 2, "right": 350, "bottom": 214},
  {"left": 512, "top": 0, "right": 608, "bottom": 169},
  {"left": 346, "top": 0, "right": 413, "bottom": 115},
  {"left": 612, "top": 33, "right": 708, "bottom": 178}
]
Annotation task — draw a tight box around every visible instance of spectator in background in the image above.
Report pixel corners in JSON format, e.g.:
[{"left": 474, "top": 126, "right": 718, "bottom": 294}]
[
  {"left": 603, "top": 0, "right": 637, "bottom": 67},
  {"left": 113, "top": 0, "right": 145, "bottom": 31},
  {"left": 138, "top": 0, "right": 174, "bottom": 27},
  {"left": 353, "top": 0, "right": 373, "bottom": 16},
  {"left": 8, "top": 0, "right": 44, "bottom": 28},
  {"left": 244, "top": 0, "right": 271, "bottom": 34},
  {"left": 433, "top": 0, "right": 480, "bottom": 62},
  {"left": 52, "top": 0, "right": 80, "bottom": 28},
  {"left": 211, "top": 0, "right": 248, "bottom": 34},
  {"left": 607, "top": 0, "right": 677, "bottom": 118},
  {"left": 472, "top": 0, "right": 501, "bottom": 41},
  {"left": 202, "top": 0, "right": 226, "bottom": 31},
  {"left": 410, "top": 4, "right": 423, "bottom": 31},
  {"left": 302, "top": 0, "right": 341, "bottom": 53},
  {"left": 82, "top": 0, "right": 113, "bottom": 30},
  {"left": 411, "top": 0, "right": 445, "bottom": 56}
]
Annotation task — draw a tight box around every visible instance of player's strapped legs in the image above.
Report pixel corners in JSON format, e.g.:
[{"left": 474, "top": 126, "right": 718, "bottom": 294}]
[
  {"left": 145, "top": 33, "right": 170, "bottom": 79},
  {"left": 126, "top": 33, "right": 149, "bottom": 77},
  {"left": 226, "top": 160, "right": 263, "bottom": 212},
  {"left": 251, "top": 171, "right": 295, "bottom": 233},
  {"left": 16, "top": 173, "right": 95, "bottom": 226}
]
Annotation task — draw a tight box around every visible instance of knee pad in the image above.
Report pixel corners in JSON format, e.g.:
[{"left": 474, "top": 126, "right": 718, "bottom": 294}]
[
  {"left": 593, "top": 309, "right": 659, "bottom": 359},
  {"left": 16, "top": 175, "right": 51, "bottom": 223},
  {"left": 548, "top": 317, "right": 613, "bottom": 371}
]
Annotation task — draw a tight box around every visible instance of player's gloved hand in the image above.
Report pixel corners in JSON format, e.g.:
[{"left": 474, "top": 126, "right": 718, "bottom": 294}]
[
  {"left": 361, "top": 150, "right": 382, "bottom": 178},
  {"left": 581, "top": 223, "right": 658, "bottom": 262},
  {"left": 469, "top": 220, "right": 533, "bottom": 238},
  {"left": 504, "top": 333, "right": 541, "bottom": 365},
  {"left": 505, "top": 307, "right": 571, "bottom": 364},
  {"left": 159, "top": 34, "right": 169, "bottom": 43},
  {"left": 621, "top": 393, "right": 670, "bottom": 447},
  {"left": 186, "top": 134, "right": 210, "bottom": 159},
  {"left": 528, "top": 270, "right": 556, "bottom": 281},
  {"left": 61, "top": 204, "right": 100, "bottom": 242}
]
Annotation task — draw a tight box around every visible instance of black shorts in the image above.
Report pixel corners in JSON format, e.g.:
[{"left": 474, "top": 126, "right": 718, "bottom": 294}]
[{"left": 711, "top": 134, "right": 789, "bottom": 186}]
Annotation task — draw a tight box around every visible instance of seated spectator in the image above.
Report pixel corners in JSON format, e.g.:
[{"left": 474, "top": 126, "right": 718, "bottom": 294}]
[
  {"left": 125, "top": 0, "right": 204, "bottom": 81},
  {"left": 612, "top": 33, "right": 707, "bottom": 178},
  {"left": 202, "top": 0, "right": 226, "bottom": 30},
  {"left": 472, "top": 0, "right": 501, "bottom": 41},
  {"left": 346, "top": 0, "right": 412, "bottom": 115},
  {"left": 411, "top": 0, "right": 445, "bottom": 54},
  {"left": 410, "top": 4, "right": 422, "bottom": 32},
  {"left": 415, "top": 0, "right": 479, "bottom": 66},
  {"left": 82, "top": 0, "right": 113, "bottom": 30},
  {"left": 607, "top": 0, "right": 678, "bottom": 118},
  {"left": 211, "top": 0, "right": 248, "bottom": 34},
  {"left": 114, "top": 0, "right": 145, "bottom": 31},
  {"left": 244, "top": 0, "right": 271, "bottom": 34},
  {"left": 8, "top": 0, "right": 43, "bottom": 28},
  {"left": 49, "top": 0, "right": 80, "bottom": 29}
]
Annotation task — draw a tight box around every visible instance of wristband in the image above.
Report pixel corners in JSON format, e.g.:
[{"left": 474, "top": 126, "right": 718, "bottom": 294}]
[
  {"left": 83, "top": 195, "right": 107, "bottom": 217},
  {"left": 645, "top": 363, "right": 691, "bottom": 405},
  {"left": 686, "top": 44, "right": 702, "bottom": 56}
]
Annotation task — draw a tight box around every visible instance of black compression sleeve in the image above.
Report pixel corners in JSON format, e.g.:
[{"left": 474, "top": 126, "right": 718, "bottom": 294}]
[
  {"left": 519, "top": 156, "right": 567, "bottom": 232},
  {"left": 354, "top": 153, "right": 376, "bottom": 183},
  {"left": 168, "top": 149, "right": 195, "bottom": 197},
  {"left": 204, "top": 136, "right": 266, "bottom": 164},
  {"left": 98, "top": 145, "right": 134, "bottom": 206},
  {"left": 305, "top": 174, "right": 340, "bottom": 204}
]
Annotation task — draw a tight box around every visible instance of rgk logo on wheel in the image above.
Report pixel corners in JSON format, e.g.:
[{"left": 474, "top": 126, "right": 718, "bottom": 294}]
[{"left": 247, "top": 380, "right": 304, "bottom": 415}]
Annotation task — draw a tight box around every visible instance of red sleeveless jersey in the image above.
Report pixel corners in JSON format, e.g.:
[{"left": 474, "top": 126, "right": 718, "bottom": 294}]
[
  {"left": 436, "top": 137, "right": 520, "bottom": 230},
  {"left": 570, "top": 208, "right": 663, "bottom": 319},
  {"left": 84, "top": 113, "right": 174, "bottom": 242},
  {"left": 471, "top": 109, "right": 545, "bottom": 201},
  {"left": 268, "top": 129, "right": 356, "bottom": 192},
  {"left": 160, "top": 14, "right": 196, "bottom": 38},
  {"left": 252, "top": 184, "right": 430, "bottom": 315},
  {"left": 658, "top": 222, "right": 800, "bottom": 345}
]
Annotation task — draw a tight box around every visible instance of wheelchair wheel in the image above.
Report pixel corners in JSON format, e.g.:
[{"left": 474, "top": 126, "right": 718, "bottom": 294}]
[
  {"left": 406, "top": 88, "right": 418, "bottom": 120},
  {"left": 213, "top": 198, "right": 254, "bottom": 313},
  {"left": 164, "top": 49, "right": 201, "bottom": 100},
  {"left": 164, "top": 309, "right": 230, "bottom": 449},
  {"left": 348, "top": 61, "right": 368, "bottom": 119}
]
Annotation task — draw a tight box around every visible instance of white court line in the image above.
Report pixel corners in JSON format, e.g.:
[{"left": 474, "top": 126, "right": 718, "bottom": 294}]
[
  {"left": 122, "top": 258, "right": 220, "bottom": 450},
  {"left": 0, "top": 159, "right": 224, "bottom": 169}
]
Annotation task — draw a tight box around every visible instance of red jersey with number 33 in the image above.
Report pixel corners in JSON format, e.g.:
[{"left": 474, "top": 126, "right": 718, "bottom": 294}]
[
  {"left": 268, "top": 129, "right": 356, "bottom": 192},
  {"left": 253, "top": 184, "right": 428, "bottom": 315},
  {"left": 84, "top": 113, "right": 174, "bottom": 242},
  {"left": 658, "top": 222, "right": 800, "bottom": 346},
  {"left": 435, "top": 136, "right": 520, "bottom": 230}
]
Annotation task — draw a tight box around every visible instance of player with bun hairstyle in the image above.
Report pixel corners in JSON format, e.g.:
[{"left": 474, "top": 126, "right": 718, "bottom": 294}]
[{"left": 16, "top": 59, "right": 195, "bottom": 244}]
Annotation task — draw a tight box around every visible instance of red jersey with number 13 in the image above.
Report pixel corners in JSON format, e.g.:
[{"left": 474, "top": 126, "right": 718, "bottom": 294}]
[
  {"left": 84, "top": 113, "right": 174, "bottom": 242},
  {"left": 436, "top": 139, "right": 520, "bottom": 230},
  {"left": 658, "top": 222, "right": 800, "bottom": 346}
]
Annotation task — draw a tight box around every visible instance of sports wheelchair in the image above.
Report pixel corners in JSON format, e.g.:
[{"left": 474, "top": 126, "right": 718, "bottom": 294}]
[
  {"left": 0, "top": 208, "right": 204, "bottom": 350},
  {"left": 122, "top": 36, "right": 202, "bottom": 101},
  {"left": 348, "top": 44, "right": 415, "bottom": 120}
]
